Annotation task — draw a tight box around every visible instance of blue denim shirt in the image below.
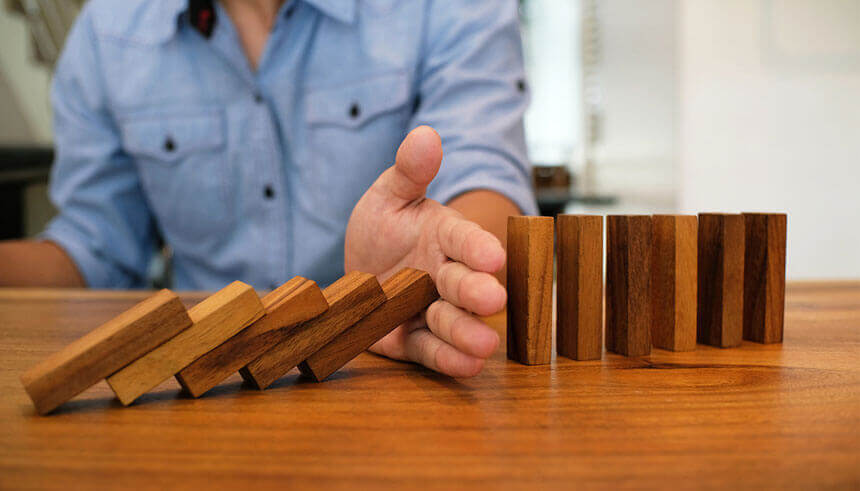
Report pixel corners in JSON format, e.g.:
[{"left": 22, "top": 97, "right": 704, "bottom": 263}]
[{"left": 42, "top": 0, "right": 537, "bottom": 290}]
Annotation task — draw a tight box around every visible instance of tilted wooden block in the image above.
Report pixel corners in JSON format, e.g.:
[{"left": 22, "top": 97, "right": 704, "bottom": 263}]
[
  {"left": 239, "top": 271, "right": 385, "bottom": 389},
  {"left": 506, "top": 215, "right": 554, "bottom": 365},
  {"left": 556, "top": 214, "right": 603, "bottom": 361},
  {"left": 606, "top": 215, "right": 653, "bottom": 357},
  {"left": 175, "top": 277, "right": 328, "bottom": 397},
  {"left": 106, "top": 281, "right": 264, "bottom": 405},
  {"left": 697, "top": 213, "right": 745, "bottom": 348},
  {"left": 298, "top": 268, "right": 439, "bottom": 382},
  {"left": 20, "top": 290, "right": 192, "bottom": 415},
  {"left": 743, "top": 213, "right": 787, "bottom": 344},
  {"left": 651, "top": 215, "right": 698, "bottom": 352}
]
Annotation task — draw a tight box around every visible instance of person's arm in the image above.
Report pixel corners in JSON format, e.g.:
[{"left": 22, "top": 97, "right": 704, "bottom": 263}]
[{"left": 0, "top": 241, "right": 84, "bottom": 287}]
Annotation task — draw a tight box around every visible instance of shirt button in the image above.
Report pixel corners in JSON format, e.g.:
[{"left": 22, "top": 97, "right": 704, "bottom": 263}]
[
  {"left": 349, "top": 102, "right": 360, "bottom": 119},
  {"left": 254, "top": 92, "right": 264, "bottom": 103},
  {"left": 516, "top": 79, "right": 526, "bottom": 93},
  {"left": 164, "top": 136, "right": 176, "bottom": 152},
  {"left": 285, "top": 5, "right": 295, "bottom": 18},
  {"left": 264, "top": 185, "right": 275, "bottom": 199}
]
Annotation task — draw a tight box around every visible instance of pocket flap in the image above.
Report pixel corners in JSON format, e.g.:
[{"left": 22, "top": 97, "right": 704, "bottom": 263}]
[
  {"left": 306, "top": 72, "right": 410, "bottom": 128},
  {"left": 120, "top": 110, "right": 225, "bottom": 163}
]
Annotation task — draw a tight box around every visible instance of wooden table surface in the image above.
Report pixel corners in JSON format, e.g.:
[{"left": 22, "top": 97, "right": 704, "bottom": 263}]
[{"left": 1, "top": 283, "right": 859, "bottom": 489}]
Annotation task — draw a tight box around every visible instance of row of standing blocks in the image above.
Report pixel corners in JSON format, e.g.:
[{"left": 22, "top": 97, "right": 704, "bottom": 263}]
[
  {"left": 507, "top": 213, "right": 787, "bottom": 364},
  {"left": 21, "top": 268, "right": 440, "bottom": 415}
]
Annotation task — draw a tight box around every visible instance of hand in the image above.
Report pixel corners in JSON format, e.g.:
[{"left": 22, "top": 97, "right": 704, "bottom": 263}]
[{"left": 344, "top": 126, "right": 508, "bottom": 377}]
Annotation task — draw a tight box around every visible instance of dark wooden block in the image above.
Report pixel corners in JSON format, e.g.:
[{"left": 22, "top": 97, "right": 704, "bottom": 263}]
[
  {"left": 606, "top": 215, "right": 653, "bottom": 357},
  {"left": 506, "top": 216, "right": 554, "bottom": 365},
  {"left": 743, "top": 213, "right": 787, "bottom": 344},
  {"left": 697, "top": 213, "right": 745, "bottom": 348},
  {"left": 651, "top": 215, "right": 698, "bottom": 351},
  {"left": 556, "top": 214, "right": 603, "bottom": 360}
]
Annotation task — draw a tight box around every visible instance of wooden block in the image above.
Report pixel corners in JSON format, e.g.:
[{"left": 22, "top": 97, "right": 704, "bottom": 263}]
[
  {"left": 697, "top": 213, "right": 745, "bottom": 348},
  {"left": 650, "top": 215, "right": 698, "bottom": 351},
  {"left": 605, "top": 215, "right": 653, "bottom": 357},
  {"left": 106, "top": 281, "right": 264, "bottom": 405},
  {"left": 743, "top": 213, "right": 787, "bottom": 344},
  {"left": 556, "top": 214, "right": 603, "bottom": 361},
  {"left": 506, "top": 215, "right": 554, "bottom": 365},
  {"left": 239, "top": 271, "right": 385, "bottom": 389},
  {"left": 175, "top": 277, "right": 328, "bottom": 397},
  {"left": 298, "top": 268, "right": 439, "bottom": 382},
  {"left": 20, "top": 290, "right": 192, "bottom": 415}
]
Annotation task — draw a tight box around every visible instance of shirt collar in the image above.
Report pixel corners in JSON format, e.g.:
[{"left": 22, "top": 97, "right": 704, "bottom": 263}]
[{"left": 163, "top": 0, "right": 358, "bottom": 29}]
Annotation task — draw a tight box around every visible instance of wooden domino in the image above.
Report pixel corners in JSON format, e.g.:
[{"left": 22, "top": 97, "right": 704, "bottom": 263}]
[
  {"left": 175, "top": 277, "right": 328, "bottom": 397},
  {"left": 606, "top": 215, "right": 653, "bottom": 357},
  {"left": 298, "top": 268, "right": 439, "bottom": 382},
  {"left": 20, "top": 290, "right": 192, "bottom": 415},
  {"left": 697, "top": 213, "right": 745, "bottom": 348},
  {"left": 506, "top": 216, "right": 554, "bottom": 365},
  {"left": 651, "top": 215, "right": 698, "bottom": 351},
  {"left": 106, "top": 281, "right": 264, "bottom": 405},
  {"left": 239, "top": 271, "right": 385, "bottom": 389},
  {"left": 743, "top": 213, "right": 787, "bottom": 343},
  {"left": 556, "top": 214, "right": 603, "bottom": 361}
]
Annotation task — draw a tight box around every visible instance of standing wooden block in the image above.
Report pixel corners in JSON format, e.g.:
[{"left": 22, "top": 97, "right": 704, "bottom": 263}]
[
  {"left": 298, "top": 268, "right": 439, "bottom": 382},
  {"left": 106, "top": 281, "right": 264, "bottom": 405},
  {"left": 239, "top": 271, "right": 385, "bottom": 389},
  {"left": 651, "top": 215, "right": 698, "bottom": 351},
  {"left": 605, "top": 215, "right": 653, "bottom": 357},
  {"left": 175, "top": 277, "right": 328, "bottom": 397},
  {"left": 697, "top": 213, "right": 745, "bottom": 348},
  {"left": 20, "top": 290, "right": 192, "bottom": 415},
  {"left": 556, "top": 215, "right": 603, "bottom": 361},
  {"left": 506, "top": 216, "right": 554, "bottom": 365},
  {"left": 743, "top": 213, "right": 787, "bottom": 344}
]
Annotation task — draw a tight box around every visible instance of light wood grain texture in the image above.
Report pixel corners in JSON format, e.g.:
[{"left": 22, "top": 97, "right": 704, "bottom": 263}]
[
  {"left": 175, "top": 278, "right": 328, "bottom": 397},
  {"left": 506, "top": 216, "right": 554, "bottom": 365},
  {"left": 556, "top": 215, "right": 603, "bottom": 360},
  {"left": 1, "top": 285, "right": 859, "bottom": 488},
  {"left": 240, "top": 271, "right": 385, "bottom": 389},
  {"left": 19, "top": 290, "right": 192, "bottom": 415},
  {"left": 743, "top": 213, "right": 787, "bottom": 344},
  {"left": 606, "top": 215, "right": 653, "bottom": 357},
  {"left": 298, "top": 268, "right": 439, "bottom": 382},
  {"left": 651, "top": 215, "right": 698, "bottom": 351},
  {"left": 698, "top": 213, "right": 745, "bottom": 348},
  {"left": 106, "top": 281, "right": 264, "bottom": 405}
]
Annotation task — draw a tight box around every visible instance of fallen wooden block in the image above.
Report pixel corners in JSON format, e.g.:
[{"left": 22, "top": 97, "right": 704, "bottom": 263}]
[
  {"left": 239, "top": 271, "right": 385, "bottom": 389},
  {"left": 743, "top": 212, "right": 787, "bottom": 344},
  {"left": 20, "top": 290, "right": 192, "bottom": 415},
  {"left": 606, "top": 215, "right": 653, "bottom": 357},
  {"left": 106, "top": 281, "right": 264, "bottom": 405},
  {"left": 298, "top": 268, "right": 439, "bottom": 382},
  {"left": 651, "top": 215, "right": 698, "bottom": 351},
  {"left": 175, "top": 277, "right": 328, "bottom": 397},
  {"left": 506, "top": 215, "right": 554, "bottom": 365},
  {"left": 697, "top": 213, "right": 745, "bottom": 348},
  {"left": 556, "top": 214, "right": 603, "bottom": 361}
]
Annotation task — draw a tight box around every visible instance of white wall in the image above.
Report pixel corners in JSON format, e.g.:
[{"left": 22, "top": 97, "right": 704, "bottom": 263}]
[{"left": 678, "top": 0, "right": 860, "bottom": 279}]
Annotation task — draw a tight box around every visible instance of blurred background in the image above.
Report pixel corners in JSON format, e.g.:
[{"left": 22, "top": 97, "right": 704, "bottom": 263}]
[{"left": 1, "top": 0, "right": 859, "bottom": 279}]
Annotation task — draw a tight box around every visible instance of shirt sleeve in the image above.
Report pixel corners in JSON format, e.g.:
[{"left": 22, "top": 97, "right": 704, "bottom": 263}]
[
  {"left": 40, "top": 5, "right": 157, "bottom": 288},
  {"left": 412, "top": 0, "right": 538, "bottom": 215}
]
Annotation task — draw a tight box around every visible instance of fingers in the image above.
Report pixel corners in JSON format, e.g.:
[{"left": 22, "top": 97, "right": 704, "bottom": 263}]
[
  {"left": 404, "top": 327, "right": 486, "bottom": 378},
  {"left": 377, "top": 125, "right": 443, "bottom": 203},
  {"left": 435, "top": 261, "right": 507, "bottom": 316},
  {"left": 437, "top": 214, "right": 505, "bottom": 273},
  {"left": 425, "top": 299, "right": 499, "bottom": 358}
]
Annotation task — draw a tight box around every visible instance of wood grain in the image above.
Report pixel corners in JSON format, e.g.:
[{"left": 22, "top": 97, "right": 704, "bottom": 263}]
[
  {"left": 239, "top": 271, "right": 385, "bottom": 389},
  {"left": 106, "top": 281, "right": 264, "bottom": 405},
  {"left": 698, "top": 213, "right": 745, "bottom": 348},
  {"left": 506, "top": 215, "right": 554, "bottom": 365},
  {"left": 175, "top": 277, "right": 328, "bottom": 397},
  {"left": 19, "top": 290, "right": 192, "bottom": 415},
  {"left": 556, "top": 214, "right": 603, "bottom": 360},
  {"left": 298, "top": 268, "right": 439, "bottom": 382},
  {"left": 743, "top": 213, "right": 787, "bottom": 344},
  {"left": 651, "top": 215, "right": 698, "bottom": 351},
  {"left": 605, "top": 215, "right": 653, "bottom": 357}
]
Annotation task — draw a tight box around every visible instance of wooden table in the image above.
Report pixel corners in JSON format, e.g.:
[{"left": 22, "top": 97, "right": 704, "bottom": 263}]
[{"left": 1, "top": 283, "right": 859, "bottom": 489}]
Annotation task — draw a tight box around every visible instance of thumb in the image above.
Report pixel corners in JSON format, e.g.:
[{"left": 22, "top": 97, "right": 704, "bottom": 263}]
[{"left": 378, "top": 125, "right": 443, "bottom": 203}]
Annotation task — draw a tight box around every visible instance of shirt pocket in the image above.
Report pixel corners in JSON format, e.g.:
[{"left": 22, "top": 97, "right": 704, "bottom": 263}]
[
  {"left": 303, "top": 72, "right": 412, "bottom": 223},
  {"left": 119, "top": 109, "right": 235, "bottom": 248}
]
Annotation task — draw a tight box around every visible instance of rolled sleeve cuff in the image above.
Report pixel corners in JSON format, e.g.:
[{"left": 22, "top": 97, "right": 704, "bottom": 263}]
[{"left": 40, "top": 221, "right": 116, "bottom": 289}]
